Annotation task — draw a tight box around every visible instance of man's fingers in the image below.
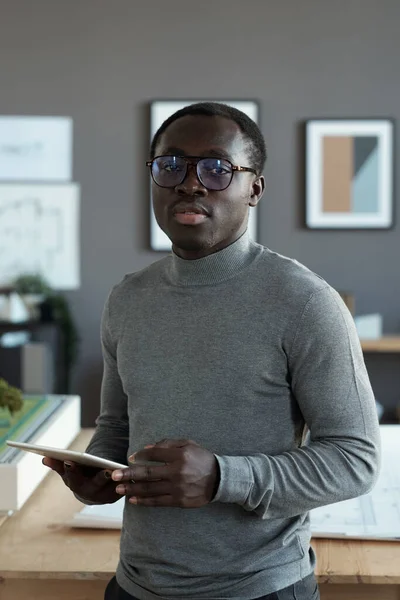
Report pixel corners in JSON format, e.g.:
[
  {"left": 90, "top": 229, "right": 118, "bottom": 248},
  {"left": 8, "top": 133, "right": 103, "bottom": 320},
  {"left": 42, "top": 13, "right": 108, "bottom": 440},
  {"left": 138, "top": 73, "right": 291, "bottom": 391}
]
[
  {"left": 116, "top": 480, "right": 170, "bottom": 498},
  {"left": 62, "top": 462, "right": 88, "bottom": 488},
  {"left": 129, "top": 495, "right": 173, "bottom": 507},
  {"left": 42, "top": 458, "right": 86, "bottom": 488},
  {"left": 42, "top": 457, "right": 65, "bottom": 475},
  {"left": 113, "top": 440, "right": 200, "bottom": 484},
  {"left": 130, "top": 446, "right": 182, "bottom": 465},
  {"left": 128, "top": 439, "right": 193, "bottom": 463},
  {"left": 92, "top": 468, "right": 113, "bottom": 486},
  {"left": 112, "top": 463, "right": 171, "bottom": 483}
]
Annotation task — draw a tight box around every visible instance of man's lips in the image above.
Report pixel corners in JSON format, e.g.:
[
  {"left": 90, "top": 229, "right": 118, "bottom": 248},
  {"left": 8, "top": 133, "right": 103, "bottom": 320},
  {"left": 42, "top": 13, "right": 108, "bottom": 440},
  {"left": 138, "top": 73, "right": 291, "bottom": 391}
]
[
  {"left": 172, "top": 205, "right": 210, "bottom": 225},
  {"left": 173, "top": 212, "right": 209, "bottom": 225}
]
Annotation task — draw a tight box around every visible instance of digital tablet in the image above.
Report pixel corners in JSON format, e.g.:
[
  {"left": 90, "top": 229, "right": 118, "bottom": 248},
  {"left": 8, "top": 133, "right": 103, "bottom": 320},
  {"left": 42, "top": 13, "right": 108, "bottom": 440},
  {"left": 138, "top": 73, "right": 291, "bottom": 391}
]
[{"left": 6, "top": 440, "right": 128, "bottom": 470}]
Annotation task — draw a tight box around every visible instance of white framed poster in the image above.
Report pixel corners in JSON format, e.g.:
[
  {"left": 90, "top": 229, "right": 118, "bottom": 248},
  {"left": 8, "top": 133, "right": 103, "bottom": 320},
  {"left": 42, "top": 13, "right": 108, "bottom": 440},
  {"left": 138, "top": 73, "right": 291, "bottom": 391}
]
[
  {"left": 305, "top": 118, "right": 394, "bottom": 229},
  {"left": 0, "top": 116, "right": 72, "bottom": 182},
  {"left": 0, "top": 183, "right": 80, "bottom": 289},
  {"left": 149, "top": 100, "right": 259, "bottom": 251}
]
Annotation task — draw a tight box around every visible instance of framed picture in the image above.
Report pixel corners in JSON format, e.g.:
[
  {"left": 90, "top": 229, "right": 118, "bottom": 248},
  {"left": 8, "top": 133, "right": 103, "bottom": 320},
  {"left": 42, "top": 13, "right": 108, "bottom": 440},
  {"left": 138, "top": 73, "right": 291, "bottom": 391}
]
[
  {"left": 149, "top": 100, "right": 260, "bottom": 251},
  {"left": 0, "top": 116, "right": 72, "bottom": 182},
  {"left": 0, "top": 183, "right": 80, "bottom": 289},
  {"left": 305, "top": 119, "right": 394, "bottom": 229}
]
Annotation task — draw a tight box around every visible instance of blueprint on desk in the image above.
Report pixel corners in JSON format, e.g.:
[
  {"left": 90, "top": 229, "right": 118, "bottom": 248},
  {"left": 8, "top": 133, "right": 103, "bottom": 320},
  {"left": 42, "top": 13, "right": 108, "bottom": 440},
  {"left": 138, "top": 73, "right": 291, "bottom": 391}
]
[{"left": 310, "top": 425, "right": 400, "bottom": 541}]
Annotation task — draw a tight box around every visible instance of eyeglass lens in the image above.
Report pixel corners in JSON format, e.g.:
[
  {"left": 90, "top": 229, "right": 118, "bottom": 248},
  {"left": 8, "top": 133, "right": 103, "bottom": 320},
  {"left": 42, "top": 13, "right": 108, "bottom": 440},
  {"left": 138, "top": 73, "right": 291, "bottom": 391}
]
[{"left": 151, "top": 156, "right": 233, "bottom": 190}]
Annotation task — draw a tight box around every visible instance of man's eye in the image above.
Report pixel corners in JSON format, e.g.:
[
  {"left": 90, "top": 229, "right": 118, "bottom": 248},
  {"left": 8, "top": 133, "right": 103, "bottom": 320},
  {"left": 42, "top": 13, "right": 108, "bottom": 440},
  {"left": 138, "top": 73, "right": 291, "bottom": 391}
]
[
  {"left": 206, "top": 166, "right": 230, "bottom": 175},
  {"left": 161, "top": 163, "right": 182, "bottom": 172}
]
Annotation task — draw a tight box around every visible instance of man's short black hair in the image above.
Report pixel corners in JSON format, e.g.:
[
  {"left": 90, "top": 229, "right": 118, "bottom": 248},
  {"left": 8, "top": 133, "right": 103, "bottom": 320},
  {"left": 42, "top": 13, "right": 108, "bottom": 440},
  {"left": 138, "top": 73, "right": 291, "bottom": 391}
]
[{"left": 150, "top": 102, "right": 267, "bottom": 175}]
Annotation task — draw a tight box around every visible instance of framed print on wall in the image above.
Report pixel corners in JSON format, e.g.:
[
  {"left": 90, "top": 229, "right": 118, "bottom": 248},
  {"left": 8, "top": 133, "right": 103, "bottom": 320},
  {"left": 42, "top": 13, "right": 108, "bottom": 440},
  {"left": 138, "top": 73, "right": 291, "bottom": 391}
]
[
  {"left": 305, "top": 119, "right": 394, "bottom": 229},
  {"left": 0, "top": 116, "right": 72, "bottom": 182},
  {"left": 149, "top": 100, "right": 260, "bottom": 251}
]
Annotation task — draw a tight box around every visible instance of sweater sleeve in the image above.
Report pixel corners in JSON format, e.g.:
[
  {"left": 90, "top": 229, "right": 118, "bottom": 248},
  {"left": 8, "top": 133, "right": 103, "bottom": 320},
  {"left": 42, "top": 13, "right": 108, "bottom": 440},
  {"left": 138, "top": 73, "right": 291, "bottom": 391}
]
[
  {"left": 212, "top": 286, "right": 381, "bottom": 519},
  {"left": 84, "top": 290, "right": 130, "bottom": 465}
]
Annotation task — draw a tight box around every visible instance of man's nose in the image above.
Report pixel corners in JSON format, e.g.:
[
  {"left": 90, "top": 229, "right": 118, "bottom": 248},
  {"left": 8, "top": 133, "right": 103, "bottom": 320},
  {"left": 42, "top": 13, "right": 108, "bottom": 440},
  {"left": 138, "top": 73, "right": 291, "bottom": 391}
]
[{"left": 176, "top": 164, "right": 207, "bottom": 195}]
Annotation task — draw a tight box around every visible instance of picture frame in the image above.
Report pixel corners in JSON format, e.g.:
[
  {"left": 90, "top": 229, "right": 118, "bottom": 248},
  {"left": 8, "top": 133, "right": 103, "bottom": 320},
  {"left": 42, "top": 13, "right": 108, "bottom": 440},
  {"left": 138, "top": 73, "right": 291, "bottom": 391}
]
[
  {"left": 0, "top": 116, "right": 72, "bottom": 182},
  {"left": 305, "top": 118, "right": 394, "bottom": 229},
  {"left": 0, "top": 183, "right": 80, "bottom": 290},
  {"left": 149, "top": 100, "right": 260, "bottom": 251}
]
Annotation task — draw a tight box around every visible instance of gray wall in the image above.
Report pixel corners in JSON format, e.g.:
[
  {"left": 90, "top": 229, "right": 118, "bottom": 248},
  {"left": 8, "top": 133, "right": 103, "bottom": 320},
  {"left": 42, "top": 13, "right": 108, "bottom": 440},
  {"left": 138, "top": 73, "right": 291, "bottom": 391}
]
[{"left": 2, "top": 0, "right": 399, "bottom": 425}]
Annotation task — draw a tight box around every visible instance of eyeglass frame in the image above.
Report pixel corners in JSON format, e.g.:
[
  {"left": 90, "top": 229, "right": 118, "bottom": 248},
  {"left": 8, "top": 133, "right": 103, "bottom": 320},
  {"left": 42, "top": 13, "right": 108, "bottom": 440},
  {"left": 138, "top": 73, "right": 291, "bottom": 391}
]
[{"left": 146, "top": 155, "right": 258, "bottom": 191}]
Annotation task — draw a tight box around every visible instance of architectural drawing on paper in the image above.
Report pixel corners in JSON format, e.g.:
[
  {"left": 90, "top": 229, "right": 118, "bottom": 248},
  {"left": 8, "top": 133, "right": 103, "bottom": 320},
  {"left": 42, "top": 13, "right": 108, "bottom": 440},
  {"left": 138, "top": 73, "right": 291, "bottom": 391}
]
[
  {"left": 310, "top": 425, "right": 400, "bottom": 540},
  {"left": 0, "top": 184, "right": 80, "bottom": 290}
]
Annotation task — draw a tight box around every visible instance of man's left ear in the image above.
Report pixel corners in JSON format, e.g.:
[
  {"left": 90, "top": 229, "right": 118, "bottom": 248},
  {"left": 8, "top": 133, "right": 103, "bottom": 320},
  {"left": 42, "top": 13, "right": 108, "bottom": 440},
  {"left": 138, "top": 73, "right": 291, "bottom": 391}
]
[{"left": 249, "top": 176, "right": 265, "bottom": 207}]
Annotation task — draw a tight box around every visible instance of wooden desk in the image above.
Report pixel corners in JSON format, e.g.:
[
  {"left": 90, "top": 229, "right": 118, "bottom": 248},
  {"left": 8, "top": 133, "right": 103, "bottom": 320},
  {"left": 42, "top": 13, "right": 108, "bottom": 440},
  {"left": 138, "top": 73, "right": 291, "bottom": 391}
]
[{"left": 1, "top": 430, "right": 399, "bottom": 600}]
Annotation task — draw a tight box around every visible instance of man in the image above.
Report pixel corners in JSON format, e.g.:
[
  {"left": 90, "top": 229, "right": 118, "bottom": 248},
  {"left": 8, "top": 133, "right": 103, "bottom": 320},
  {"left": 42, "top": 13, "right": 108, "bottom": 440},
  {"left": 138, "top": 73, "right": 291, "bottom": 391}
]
[{"left": 44, "top": 102, "right": 381, "bottom": 600}]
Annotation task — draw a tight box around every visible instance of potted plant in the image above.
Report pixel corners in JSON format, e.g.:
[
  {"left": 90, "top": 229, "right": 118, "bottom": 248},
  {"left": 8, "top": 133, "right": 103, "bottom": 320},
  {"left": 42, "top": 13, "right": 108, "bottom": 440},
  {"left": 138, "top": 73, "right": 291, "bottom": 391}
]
[
  {"left": 13, "top": 274, "right": 51, "bottom": 320},
  {"left": 0, "top": 378, "right": 24, "bottom": 428},
  {"left": 40, "top": 294, "right": 80, "bottom": 393},
  {"left": 13, "top": 274, "right": 80, "bottom": 394}
]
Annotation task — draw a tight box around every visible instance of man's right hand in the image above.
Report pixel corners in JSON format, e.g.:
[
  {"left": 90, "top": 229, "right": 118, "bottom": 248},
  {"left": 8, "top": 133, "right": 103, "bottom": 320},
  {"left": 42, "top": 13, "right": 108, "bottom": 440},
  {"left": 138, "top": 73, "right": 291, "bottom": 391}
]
[{"left": 42, "top": 457, "right": 120, "bottom": 504}]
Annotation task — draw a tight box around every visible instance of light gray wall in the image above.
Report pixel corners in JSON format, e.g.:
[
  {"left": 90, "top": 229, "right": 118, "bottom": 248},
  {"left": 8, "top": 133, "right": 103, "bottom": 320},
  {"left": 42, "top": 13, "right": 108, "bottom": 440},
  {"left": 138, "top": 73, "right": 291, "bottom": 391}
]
[{"left": 2, "top": 0, "right": 399, "bottom": 425}]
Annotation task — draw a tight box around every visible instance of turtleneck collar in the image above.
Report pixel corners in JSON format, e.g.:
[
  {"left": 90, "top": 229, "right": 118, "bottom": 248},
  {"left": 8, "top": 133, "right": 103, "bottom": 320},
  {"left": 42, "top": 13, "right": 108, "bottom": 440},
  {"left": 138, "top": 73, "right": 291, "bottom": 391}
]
[{"left": 166, "top": 231, "right": 262, "bottom": 286}]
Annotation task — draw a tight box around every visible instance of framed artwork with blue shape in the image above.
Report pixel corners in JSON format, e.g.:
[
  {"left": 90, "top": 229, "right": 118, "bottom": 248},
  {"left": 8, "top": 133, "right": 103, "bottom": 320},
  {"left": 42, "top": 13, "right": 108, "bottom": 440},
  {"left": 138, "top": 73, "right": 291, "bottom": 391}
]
[{"left": 305, "top": 118, "right": 394, "bottom": 229}]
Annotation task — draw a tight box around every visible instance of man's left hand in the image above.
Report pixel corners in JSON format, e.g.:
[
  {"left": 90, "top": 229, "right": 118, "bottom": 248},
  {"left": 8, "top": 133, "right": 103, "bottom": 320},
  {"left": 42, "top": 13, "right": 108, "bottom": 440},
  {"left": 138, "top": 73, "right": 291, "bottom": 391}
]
[{"left": 111, "top": 439, "right": 219, "bottom": 508}]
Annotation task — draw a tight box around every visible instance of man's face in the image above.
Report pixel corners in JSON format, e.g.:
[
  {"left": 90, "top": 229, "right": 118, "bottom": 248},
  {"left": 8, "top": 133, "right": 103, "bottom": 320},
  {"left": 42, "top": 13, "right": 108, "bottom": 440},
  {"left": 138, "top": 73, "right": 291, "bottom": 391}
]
[{"left": 151, "top": 115, "right": 265, "bottom": 259}]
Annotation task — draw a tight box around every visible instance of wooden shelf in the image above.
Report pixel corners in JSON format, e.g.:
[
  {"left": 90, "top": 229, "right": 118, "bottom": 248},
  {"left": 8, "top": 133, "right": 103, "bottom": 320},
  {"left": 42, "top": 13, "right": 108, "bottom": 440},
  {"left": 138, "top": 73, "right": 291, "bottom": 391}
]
[
  {"left": 0, "top": 321, "right": 56, "bottom": 332},
  {"left": 361, "top": 336, "right": 400, "bottom": 353}
]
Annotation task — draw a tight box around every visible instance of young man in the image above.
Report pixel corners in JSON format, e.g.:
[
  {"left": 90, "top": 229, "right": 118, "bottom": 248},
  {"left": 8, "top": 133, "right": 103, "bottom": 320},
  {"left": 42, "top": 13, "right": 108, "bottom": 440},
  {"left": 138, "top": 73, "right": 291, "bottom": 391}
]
[{"left": 44, "top": 103, "right": 381, "bottom": 600}]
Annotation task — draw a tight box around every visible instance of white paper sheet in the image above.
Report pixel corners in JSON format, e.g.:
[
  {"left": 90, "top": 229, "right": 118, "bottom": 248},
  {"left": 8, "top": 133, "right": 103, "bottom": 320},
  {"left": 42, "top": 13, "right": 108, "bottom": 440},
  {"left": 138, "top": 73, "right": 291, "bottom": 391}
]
[
  {"left": 0, "top": 184, "right": 80, "bottom": 290},
  {"left": 310, "top": 425, "right": 400, "bottom": 540},
  {"left": 0, "top": 116, "right": 72, "bottom": 181},
  {"left": 69, "top": 497, "right": 124, "bottom": 529}
]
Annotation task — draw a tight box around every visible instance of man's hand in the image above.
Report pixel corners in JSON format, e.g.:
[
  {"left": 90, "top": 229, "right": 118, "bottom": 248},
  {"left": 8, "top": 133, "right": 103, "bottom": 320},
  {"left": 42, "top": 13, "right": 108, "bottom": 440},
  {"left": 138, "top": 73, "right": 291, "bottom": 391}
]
[
  {"left": 42, "top": 457, "right": 120, "bottom": 504},
  {"left": 111, "top": 439, "right": 219, "bottom": 508}
]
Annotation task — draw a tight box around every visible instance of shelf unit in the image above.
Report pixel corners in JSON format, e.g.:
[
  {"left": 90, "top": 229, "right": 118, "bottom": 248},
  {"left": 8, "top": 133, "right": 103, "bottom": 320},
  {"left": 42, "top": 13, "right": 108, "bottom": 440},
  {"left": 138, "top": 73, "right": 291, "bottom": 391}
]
[
  {"left": 0, "top": 321, "right": 64, "bottom": 393},
  {"left": 360, "top": 336, "right": 400, "bottom": 424}
]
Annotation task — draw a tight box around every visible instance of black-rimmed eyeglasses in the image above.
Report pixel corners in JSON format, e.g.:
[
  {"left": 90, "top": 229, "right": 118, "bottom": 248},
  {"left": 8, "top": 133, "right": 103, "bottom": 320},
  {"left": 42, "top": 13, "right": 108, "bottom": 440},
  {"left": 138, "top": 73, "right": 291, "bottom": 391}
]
[{"left": 146, "top": 155, "right": 257, "bottom": 191}]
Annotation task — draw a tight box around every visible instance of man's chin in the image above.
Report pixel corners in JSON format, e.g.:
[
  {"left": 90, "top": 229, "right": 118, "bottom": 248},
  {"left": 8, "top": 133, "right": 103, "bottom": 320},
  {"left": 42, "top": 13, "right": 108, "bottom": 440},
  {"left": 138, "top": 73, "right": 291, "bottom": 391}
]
[
  {"left": 175, "top": 237, "right": 207, "bottom": 250},
  {"left": 169, "top": 231, "right": 217, "bottom": 258},
  {"left": 167, "top": 227, "right": 212, "bottom": 252}
]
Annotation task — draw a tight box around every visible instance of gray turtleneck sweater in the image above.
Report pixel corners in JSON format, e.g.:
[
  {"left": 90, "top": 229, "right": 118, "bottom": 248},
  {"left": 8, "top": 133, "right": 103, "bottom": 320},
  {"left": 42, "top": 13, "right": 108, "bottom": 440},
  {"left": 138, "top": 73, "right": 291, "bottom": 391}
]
[{"left": 85, "top": 233, "right": 380, "bottom": 600}]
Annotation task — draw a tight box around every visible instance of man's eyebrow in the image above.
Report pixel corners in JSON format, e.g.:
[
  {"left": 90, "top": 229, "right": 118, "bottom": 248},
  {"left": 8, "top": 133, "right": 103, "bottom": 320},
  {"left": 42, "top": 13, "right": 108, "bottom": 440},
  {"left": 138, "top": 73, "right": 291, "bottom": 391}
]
[
  {"left": 205, "top": 148, "right": 234, "bottom": 162},
  {"left": 160, "top": 147, "right": 235, "bottom": 162},
  {"left": 160, "top": 147, "right": 186, "bottom": 156}
]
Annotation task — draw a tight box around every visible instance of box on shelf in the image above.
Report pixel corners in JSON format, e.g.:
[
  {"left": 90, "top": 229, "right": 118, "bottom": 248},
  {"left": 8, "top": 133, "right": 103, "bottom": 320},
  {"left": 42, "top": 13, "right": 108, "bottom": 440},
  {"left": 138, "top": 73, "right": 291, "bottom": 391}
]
[
  {"left": 354, "top": 313, "right": 383, "bottom": 340},
  {"left": 0, "top": 395, "right": 81, "bottom": 512}
]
